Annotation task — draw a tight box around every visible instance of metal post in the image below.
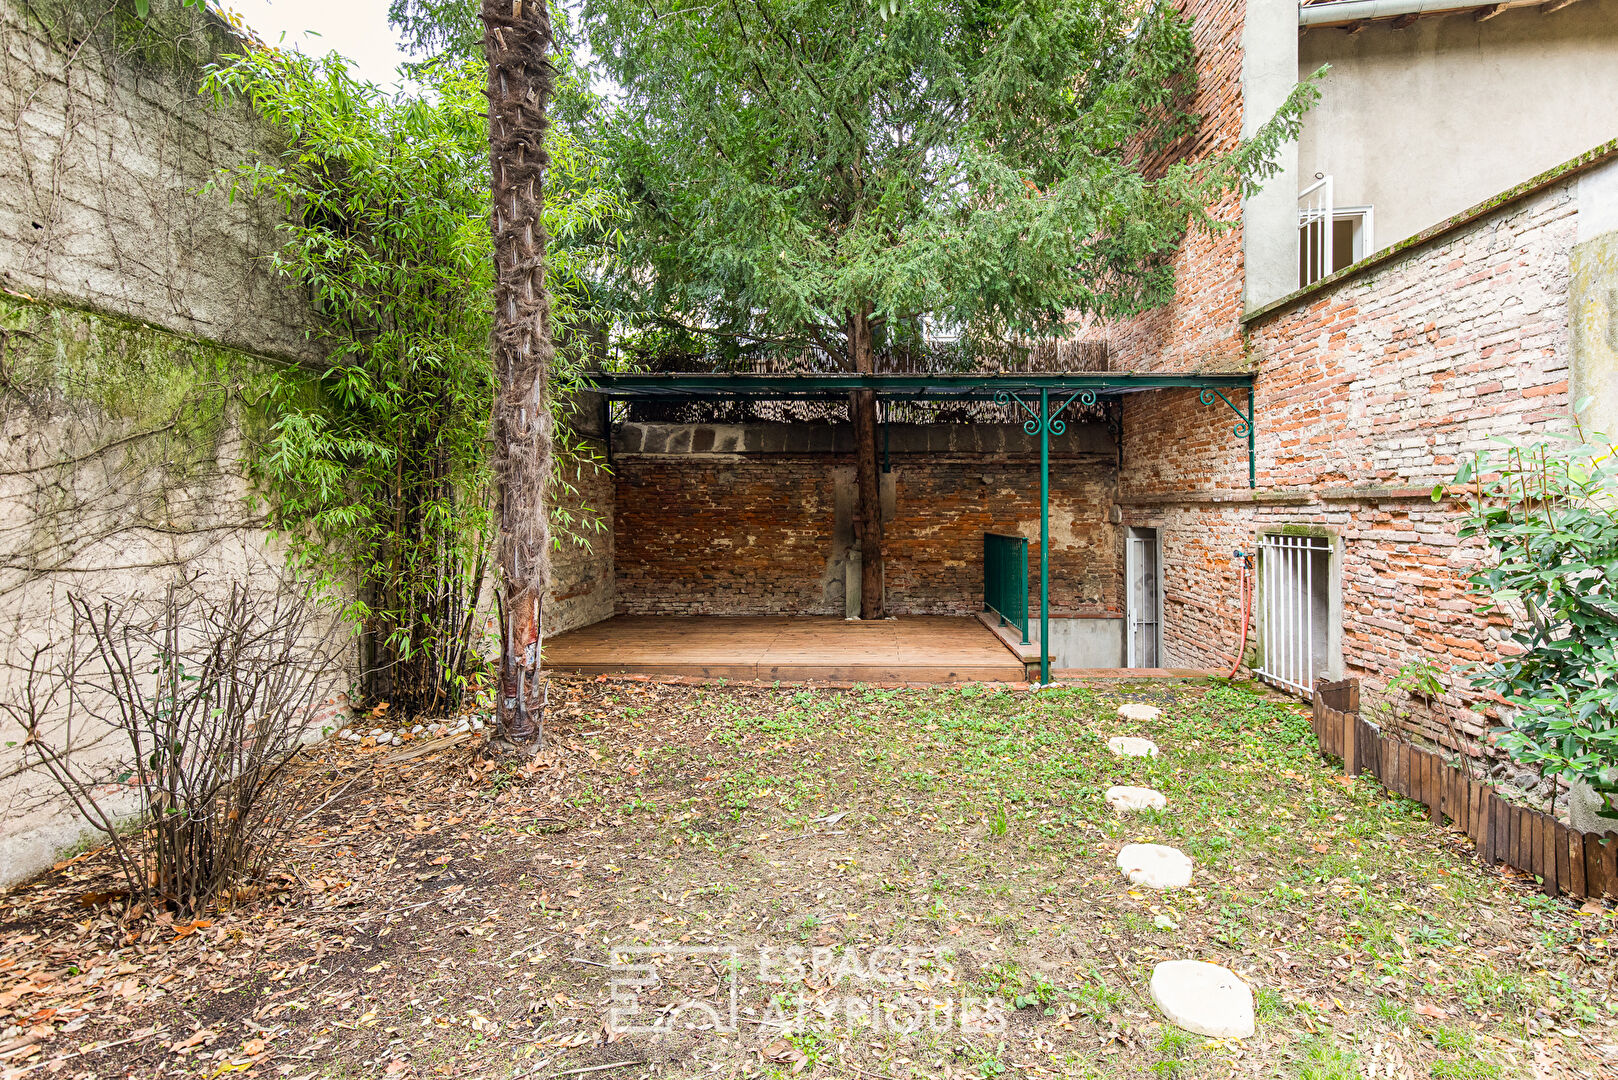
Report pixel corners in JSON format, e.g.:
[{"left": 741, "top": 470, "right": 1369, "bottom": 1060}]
[
  {"left": 1247, "top": 396, "right": 1256, "bottom": 489},
  {"left": 1039, "top": 388, "right": 1051, "bottom": 685}
]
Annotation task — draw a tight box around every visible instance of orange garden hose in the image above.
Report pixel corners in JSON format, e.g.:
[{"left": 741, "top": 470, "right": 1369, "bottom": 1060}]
[{"left": 1229, "top": 551, "right": 1253, "bottom": 679}]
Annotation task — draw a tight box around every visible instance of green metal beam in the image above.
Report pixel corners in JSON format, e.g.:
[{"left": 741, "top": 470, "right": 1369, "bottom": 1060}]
[
  {"left": 1199, "top": 388, "right": 1255, "bottom": 489},
  {"left": 995, "top": 387, "right": 1095, "bottom": 684},
  {"left": 585, "top": 371, "right": 1253, "bottom": 400}
]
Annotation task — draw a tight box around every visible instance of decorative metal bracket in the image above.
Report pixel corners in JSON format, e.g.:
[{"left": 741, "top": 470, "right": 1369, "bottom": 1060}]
[
  {"left": 996, "top": 389, "right": 1097, "bottom": 435},
  {"left": 1199, "top": 388, "right": 1255, "bottom": 489}
]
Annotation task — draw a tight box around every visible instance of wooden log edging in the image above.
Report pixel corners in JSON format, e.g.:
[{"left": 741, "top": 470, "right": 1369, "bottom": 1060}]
[{"left": 1311, "top": 678, "right": 1618, "bottom": 901}]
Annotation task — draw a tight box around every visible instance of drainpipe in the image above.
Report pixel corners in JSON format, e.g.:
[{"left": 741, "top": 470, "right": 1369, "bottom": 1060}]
[{"left": 1298, "top": 0, "right": 1537, "bottom": 26}]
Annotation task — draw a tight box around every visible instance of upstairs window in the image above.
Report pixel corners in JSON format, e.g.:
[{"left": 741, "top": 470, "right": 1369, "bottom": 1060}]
[{"left": 1299, "top": 175, "right": 1374, "bottom": 287}]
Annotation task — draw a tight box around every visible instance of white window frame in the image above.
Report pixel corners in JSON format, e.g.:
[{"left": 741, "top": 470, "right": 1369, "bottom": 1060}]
[
  {"left": 1335, "top": 205, "right": 1375, "bottom": 266},
  {"left": 1298, "top": 174, "right": 1376, "bottom": 287}
]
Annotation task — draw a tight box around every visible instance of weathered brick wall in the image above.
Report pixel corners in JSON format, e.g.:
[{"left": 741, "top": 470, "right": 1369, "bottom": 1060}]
[
  {"left": 611, "top": 425, "right": 1121, "bottom": 619},
  {"left": 1124, "top": 167, "right": 1593, "bottom": 756},
  {"left": 886, "top": 460, "right": 1120, "bottom": 618},
  {"left": 614, "top": 456, "right": 844, "bottom": 616},
  {"left": 544, "top": 444, "right": 615, "bottom": 636}
]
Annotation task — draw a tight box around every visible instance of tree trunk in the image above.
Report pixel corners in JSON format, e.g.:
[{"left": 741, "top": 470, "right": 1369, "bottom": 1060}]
[
  {"left": 848, "top": 304, "right": 883, "bottom": 619},
  {"left": 482, "top": 0, "right": 553, "bottom": 745}
]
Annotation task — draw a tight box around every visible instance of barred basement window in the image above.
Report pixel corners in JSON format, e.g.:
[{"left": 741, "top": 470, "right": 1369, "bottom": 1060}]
[{"left": 1257, "top": 533, "right": 1337, "bottom": 697}]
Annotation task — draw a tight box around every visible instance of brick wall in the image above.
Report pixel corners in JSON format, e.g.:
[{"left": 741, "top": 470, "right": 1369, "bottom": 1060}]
[
  {"left": 544, "top": 443, "right": 615, "bottom": 636},
  {"left": 611, "top": 426, "right": 1121, "bottom": 619},
  {"left": 615, "top": 456, "right": 840, "bottom": 615},
  {"left": 1123, "top": 165, "right": 1596, "bottom": 753},
  {"left": 1103, "top": 0, "right": 1249, "bottom": 375},
  {"left": 886, "top": 461, "right": 1120, "bottom": 618}
]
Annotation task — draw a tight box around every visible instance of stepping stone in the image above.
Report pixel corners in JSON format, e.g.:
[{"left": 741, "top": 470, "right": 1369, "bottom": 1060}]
[
  {"left": 1149, "top": 960, "right": 1255, "bottom": 1039},
  {"left": 1117, "top": 703, "right": 1161, "bottom": 722},
  {"left": 1117, "top": 843, "right": 1193, "bottom": 889},
  {"left": 1105, "top": 786, "right": 1167, "bottom": 812},
  {"left": 1107, "top": 736, "right": 1158, "bottom": 758}
]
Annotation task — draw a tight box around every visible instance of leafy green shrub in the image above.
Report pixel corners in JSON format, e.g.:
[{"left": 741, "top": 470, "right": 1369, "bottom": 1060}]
[
  {"left": 201, "top": 49, "right": 622, "bottom": 716},
  {"left": 1447, "top": 429, "right": 1618, "bottom": 820}
]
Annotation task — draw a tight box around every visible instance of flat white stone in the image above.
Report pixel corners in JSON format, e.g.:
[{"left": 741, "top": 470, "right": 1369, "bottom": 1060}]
[
  {"left": 1107, "top": 736, "right": 1158, "bottom": 758},
  {"left": 1117, "top": 843, "right": 1193, "bottom": 889},
  {"left": 1150, "top": 960, "right": 1255, "bottom": 1039},
  {"left": 1105, "top": 785, "right": 1167, "bottom": 812},
  {"left": 1117, "top": 703, "right": 1162, "bottom": 722}
]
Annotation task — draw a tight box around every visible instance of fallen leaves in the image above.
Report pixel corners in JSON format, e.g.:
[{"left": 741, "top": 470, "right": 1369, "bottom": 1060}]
[
  {"left": 760, "top": 1037, "right": 809, "bottom": 1072},
  {"left": 0, "top": 676, "right": 1612, "bottom": 1080}
]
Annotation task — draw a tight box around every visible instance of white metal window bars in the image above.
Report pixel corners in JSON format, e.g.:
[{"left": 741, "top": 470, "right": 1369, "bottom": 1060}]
[
  {"left": 1258, "top": 534, "right": 1333, "bottom": 697},
  {"left": 1298, "top": 175, "right": 1334, "bottom": 288}
]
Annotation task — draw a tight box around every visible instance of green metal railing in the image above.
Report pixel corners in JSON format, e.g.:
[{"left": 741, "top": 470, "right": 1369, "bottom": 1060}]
[{"left": 983, "top": 533, "right": 1030, "bottom": 645}]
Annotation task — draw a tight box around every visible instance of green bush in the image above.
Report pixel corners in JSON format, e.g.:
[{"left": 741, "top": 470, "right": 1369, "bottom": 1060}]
[{"left": 1447, "top": 429, "right": 1618, "bottom": 819}]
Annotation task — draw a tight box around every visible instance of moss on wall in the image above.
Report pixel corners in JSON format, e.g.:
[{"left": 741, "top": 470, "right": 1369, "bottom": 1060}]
[{"left": 0, "top": 292, "right": 278, "bottom": 485}]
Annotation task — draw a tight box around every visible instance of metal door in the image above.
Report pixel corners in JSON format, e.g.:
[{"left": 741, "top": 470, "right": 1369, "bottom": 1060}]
[{"left": 1257, "top": 533, "right": 1333, "bottom": 696}]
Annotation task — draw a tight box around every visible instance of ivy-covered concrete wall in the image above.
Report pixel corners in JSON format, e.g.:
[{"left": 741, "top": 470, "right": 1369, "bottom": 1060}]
[
  {"left": 0, "top": 0, "right": 339, "bottom": 887},
  {"left": 0, "top": 0, "right": 317, "bottom": 361}
]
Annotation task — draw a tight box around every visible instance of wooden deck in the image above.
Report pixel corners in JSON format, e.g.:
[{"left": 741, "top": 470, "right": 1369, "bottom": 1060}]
[{"left": 542, "top": 615, "right": 1027, "bottom": 683}]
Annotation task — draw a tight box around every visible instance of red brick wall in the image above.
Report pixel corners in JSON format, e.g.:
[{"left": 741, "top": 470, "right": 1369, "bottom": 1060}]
[
  {"left": 544, "top": 445, "right": 616, "bottom": 636},
  {"left": 614, "top": 457, "right": 840, "bottom": 615},
  {"left": 613, "top": 452, "right": 1120, "bottom": 618},
  {"left": 885, "top": 461, "right": 1120, "bottom": 618},
  {"left": 1123, "top": 171, "right": 1586, "bottom": 753},
  {"left": 1103, "top": 0, "right": 1250, "bottom": 375}
]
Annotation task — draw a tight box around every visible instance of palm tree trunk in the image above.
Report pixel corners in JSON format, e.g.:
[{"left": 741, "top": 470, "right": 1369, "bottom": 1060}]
[{"left": 482, "top": 0, "right": 553, "bottom": 745}]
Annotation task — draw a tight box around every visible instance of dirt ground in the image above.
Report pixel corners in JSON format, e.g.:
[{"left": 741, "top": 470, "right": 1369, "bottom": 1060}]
[{"left": 1, "top": 677, "right": 1614, "bottom": 1080}]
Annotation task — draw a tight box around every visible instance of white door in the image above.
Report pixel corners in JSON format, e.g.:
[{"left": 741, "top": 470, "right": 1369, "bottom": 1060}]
[{"left": 1126, "top": 528, "right": 1161, "bottom": 668}]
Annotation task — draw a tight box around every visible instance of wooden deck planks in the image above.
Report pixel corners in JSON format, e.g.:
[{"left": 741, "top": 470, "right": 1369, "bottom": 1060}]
[{"left": 542, "top": 615, "right": 1029, "bottom": 683}]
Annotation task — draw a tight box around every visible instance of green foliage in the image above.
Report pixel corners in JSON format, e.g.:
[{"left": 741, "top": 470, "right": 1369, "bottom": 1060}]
[
  {"left": 1447, "top": 429, "right": 1618, "bottom": 817},
  {"left": 201, "top": 46, "right": 624, "bottom": 713},
  {"left": 387, "top": 0, "right": 601, "bottom": 126},
  {"left": 1389, "top": 655, "right": 1445, "bottom": 703},
  {"left": 582, "top": 0, "right": 1320, "bottom": 362}
]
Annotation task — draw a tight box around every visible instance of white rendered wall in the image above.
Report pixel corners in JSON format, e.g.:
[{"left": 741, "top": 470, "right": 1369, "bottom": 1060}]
[{"left": 1298, "top": 0, "right": 1618, "bottom": 252}]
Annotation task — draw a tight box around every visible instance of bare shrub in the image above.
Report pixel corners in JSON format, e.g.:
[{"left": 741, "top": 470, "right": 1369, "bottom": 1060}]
[{"left": 2, "top": 578, "right": 345, "bottom": 913}]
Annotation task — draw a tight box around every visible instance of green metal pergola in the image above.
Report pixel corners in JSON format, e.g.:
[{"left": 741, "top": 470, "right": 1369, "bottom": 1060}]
[{"left": 584, "top": 370, "right": 1255, "bottom": 683}]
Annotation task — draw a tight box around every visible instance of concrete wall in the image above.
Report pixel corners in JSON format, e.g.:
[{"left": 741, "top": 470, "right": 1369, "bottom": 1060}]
[
  {"left": 1240, "top": 0, "right": 1302, "bottom": 311},
  {"left": 1, "top": 0, "right": 317, "bottom": 362},
  {"left": 609, "top": 423, "right": 1123, "bottom": 620},
  {"left": 1298, "top": 0, "right": 1618, "bottom": 257},
  {"left": 1572, "top": 161, "right": 1618, "bottom": 437},
  {"left": 0, "top": 0, "right": 339, "bottom": 888},
  {"left": 1043, "top": 617, "right": 1127, "bottom": 669}
]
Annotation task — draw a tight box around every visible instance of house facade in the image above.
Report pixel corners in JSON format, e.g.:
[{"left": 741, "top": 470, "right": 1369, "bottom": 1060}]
[{"left": 1112, "top": 0, "right": 1618, "bottom": 748}]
